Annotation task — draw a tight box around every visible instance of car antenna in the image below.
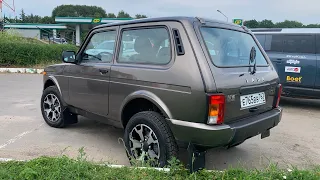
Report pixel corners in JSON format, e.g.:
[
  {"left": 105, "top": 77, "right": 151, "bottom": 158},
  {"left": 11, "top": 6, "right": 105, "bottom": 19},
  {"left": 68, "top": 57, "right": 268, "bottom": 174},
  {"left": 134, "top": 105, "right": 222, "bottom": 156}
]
[{"left": 195, "top": 17, "right": 206, "bottom": 24}]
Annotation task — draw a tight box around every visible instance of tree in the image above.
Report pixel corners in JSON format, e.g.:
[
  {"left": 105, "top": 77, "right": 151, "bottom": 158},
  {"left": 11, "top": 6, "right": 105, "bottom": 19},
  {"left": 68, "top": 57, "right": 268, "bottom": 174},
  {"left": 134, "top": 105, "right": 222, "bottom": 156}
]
[
  {"left": 304, "top": 24, "right": 320, "bottom": 28},
  {"left": 274, "top": 20, "right": 303, "bottom": 28},
  {"left": 19, "top": 9, "right": 26, "bottom": 22},
  {"left": 106, "top": 13, "right": 116, "bottom": 18},
  {"left": 117, "top": 10, "right": 131, "bottom": 18},
  {"left": 243, "top": 19, "right": 259, "bottom": 28},
  {"left": 259, "top": 19, "right": 274, "bottom": 28},
  {"left": 52, "top": 5, "right": 107, "bottom": 18},
  {"left": 41, "top": 16, "right": 54, "bottom": 24},
  {"left": 244, "top": 19, "right": 315, "bottom": 28},
  {"left": 135, "top": 14, "right": 147, "bottom": 19}
]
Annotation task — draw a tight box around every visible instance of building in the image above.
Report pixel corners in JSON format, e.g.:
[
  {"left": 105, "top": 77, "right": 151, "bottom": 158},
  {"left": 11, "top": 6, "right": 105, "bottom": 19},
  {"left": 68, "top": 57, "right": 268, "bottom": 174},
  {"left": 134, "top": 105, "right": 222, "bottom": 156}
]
[{"left": 4, "top": 17, "right": 133, "bottom": 46}]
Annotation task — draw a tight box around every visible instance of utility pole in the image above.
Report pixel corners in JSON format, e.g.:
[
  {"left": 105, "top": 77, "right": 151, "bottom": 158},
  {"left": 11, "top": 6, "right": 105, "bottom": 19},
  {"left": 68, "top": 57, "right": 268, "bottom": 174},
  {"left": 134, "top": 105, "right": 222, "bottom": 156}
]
[{"left": 217, "top": 10, "right": 228, "bottom": 22}]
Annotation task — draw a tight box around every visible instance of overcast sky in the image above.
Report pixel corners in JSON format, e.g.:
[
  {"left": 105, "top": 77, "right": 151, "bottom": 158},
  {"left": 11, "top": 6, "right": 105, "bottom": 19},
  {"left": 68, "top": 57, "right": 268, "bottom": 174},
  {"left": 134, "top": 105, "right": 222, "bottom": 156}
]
[{"left": 2, "top": 0, "right": 320, "bottom": 24}]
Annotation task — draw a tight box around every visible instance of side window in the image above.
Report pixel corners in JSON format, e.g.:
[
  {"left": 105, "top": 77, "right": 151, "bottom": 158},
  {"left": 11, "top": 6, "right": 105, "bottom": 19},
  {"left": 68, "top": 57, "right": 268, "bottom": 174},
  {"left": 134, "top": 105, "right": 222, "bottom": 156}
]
[
  {"left": 255, "top": 34, "right": 266, "bottom": 49},
  {"left": 316, "top": 34, "right": 320, "bottom": 54},
  {"left": 282, "top": 35, "right": 315, "bottom": 54},
  {"left": 82, "top": 30, "right": 117, "bottom": 63},
  {"left": 268, "top": 34, "right": 284, "bottom": 52},
  {"left": 117, "top": 27, "right": 171, "bottom": 65}
]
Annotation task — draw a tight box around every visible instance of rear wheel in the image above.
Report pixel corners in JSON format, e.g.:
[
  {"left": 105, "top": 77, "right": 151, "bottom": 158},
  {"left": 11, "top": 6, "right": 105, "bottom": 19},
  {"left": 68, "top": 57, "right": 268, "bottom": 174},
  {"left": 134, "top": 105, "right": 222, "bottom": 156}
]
[
  {"left": 124, "top": 111, "right": 178, "bottom": 167},
  {"left": 41, "top": 86, "right": 77, "bottom": 128}
]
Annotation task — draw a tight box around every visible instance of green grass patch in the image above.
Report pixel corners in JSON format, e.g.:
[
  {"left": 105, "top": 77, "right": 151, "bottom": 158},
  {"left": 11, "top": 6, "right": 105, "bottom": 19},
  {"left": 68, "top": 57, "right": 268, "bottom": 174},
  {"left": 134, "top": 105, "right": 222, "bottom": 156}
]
[
  {"left": 0, "top": 150, "right": 319, "bottom": 180},
  {"left": 0, "top": 31, "right": 78, "bottom": 67}
]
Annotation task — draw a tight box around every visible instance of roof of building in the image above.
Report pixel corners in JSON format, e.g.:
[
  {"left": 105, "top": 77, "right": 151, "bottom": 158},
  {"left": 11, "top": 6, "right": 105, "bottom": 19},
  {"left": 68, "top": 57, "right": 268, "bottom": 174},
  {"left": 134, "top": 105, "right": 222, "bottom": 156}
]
[
  {"left": 4, "top": 23, "right": 68, "bottom": 30},
  {"left": 55, "top": 17, "right": 133, "bottom": 24}
]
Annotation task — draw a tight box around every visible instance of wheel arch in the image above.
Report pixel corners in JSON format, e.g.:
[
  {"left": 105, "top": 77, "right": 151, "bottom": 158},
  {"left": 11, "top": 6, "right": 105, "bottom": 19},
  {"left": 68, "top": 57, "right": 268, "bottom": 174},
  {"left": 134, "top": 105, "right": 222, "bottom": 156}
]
[
  {"left": 120, "top": 90, "right": 172, "bottom": 128},
  {"left": 44, "top": 76, "right": 62, "bottom": 94}
]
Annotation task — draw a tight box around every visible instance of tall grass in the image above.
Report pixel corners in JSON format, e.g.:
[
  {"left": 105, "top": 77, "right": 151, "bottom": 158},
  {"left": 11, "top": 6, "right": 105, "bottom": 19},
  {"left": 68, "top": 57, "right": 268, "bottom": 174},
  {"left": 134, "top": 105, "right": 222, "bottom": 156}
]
[
  {"left": 0, "top": 148, "right": 319, "bottom": 180},
  {"left": 0, "top": 31, "right": 79, "bottom": 67}
]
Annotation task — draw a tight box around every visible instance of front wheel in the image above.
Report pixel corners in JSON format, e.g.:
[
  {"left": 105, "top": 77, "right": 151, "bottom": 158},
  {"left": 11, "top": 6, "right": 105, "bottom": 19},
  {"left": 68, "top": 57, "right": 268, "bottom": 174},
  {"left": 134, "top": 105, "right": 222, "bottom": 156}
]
[
  {"left": 124, "top": 111, "right": 178, "bottom": 167},
  {"left": 41, "top": 86, "right": 77, "bottom": 128}
]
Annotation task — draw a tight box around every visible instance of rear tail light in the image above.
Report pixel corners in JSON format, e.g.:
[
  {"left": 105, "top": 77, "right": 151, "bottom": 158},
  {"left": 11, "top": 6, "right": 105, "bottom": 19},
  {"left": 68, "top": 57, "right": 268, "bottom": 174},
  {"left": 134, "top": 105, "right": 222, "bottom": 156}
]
[
  {"left": 207, "top": 95, "right": 225, "bottom": 125},
  {"left": 274, "top": 84, "right": 282, "bottom": 108}
]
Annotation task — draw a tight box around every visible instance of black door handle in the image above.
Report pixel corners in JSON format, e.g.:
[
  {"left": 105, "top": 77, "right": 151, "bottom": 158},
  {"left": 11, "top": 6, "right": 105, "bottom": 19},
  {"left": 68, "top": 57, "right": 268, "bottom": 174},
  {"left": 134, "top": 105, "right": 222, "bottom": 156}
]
[
  {"left": 273, "top": 59, "right": 282, "bottom": 64},
  {"left": 99, "top": 69, "right": 109, "bottom": 75}
]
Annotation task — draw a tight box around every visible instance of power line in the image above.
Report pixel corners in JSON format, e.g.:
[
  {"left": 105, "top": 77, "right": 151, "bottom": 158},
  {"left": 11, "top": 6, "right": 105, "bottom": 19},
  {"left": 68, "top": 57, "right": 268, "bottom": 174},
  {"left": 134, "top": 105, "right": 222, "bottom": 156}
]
[{"left": 2, "top": 0, "right": 15, "bottom": 12}]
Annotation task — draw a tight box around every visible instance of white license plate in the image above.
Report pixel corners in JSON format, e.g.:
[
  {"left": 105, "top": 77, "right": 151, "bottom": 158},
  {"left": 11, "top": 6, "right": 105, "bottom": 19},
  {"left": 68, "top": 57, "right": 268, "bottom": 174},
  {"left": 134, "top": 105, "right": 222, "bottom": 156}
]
[{"left": 240, "top": 92, "right": 266, "bottom": 109}]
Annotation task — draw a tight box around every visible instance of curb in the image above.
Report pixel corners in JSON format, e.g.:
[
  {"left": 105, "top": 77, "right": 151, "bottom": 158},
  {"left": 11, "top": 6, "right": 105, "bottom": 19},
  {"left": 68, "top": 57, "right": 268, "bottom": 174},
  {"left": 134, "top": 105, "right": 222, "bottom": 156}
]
[
  {"left": 0, "top": 68, "right": 44, "bottom": 74},
  {"left": 0, "top": 157, "right": 221, "bottom": 173},
  {"left": 0, "top": 157, "right": 171, "bottom": 172}
]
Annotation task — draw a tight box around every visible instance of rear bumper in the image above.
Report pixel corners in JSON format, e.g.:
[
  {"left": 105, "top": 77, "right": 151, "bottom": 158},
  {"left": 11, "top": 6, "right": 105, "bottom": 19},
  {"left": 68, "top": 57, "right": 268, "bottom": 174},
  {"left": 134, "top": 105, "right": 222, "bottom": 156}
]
[{"left": 167, "top": 107, "right": 282, "bottom": 148}]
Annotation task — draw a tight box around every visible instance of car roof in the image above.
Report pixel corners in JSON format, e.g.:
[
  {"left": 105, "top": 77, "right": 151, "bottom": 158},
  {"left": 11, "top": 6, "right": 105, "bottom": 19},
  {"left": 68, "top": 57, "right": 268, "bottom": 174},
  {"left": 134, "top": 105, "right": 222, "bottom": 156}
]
[
  {"left": 251, "top": 28, "right": 320, "bottom": 34},
  {"left": 94, "top": 16, "right": 242, "bottom": 30}
]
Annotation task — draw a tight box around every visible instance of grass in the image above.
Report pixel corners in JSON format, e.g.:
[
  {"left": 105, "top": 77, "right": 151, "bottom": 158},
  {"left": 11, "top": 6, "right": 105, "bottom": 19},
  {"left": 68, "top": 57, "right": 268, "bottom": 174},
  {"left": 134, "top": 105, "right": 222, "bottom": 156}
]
[
  {"left": 0, "top": 148, "right": 319, "bottom": 180},
  {"left": 0, "top": 31, "right": 78, "bottom": 68}
]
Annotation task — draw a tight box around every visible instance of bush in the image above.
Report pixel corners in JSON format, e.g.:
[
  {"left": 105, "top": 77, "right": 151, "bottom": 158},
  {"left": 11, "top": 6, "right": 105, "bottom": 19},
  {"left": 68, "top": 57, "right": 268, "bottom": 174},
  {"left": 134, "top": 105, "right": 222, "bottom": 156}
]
[{"left": 0, "top": 31, "right": 79, "bottom": 67}]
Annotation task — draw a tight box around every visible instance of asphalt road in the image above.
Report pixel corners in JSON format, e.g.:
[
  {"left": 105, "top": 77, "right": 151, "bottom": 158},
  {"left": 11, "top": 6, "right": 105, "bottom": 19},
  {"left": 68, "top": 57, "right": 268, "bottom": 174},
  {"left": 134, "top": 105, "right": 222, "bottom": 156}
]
[{"left": 0, "top": 74, "right": 319, "bottom": 170}]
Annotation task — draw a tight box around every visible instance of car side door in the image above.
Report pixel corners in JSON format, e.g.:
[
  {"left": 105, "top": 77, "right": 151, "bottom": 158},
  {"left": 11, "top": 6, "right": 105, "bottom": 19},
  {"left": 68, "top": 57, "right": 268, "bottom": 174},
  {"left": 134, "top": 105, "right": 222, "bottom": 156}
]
[
  {"left": 280, "top": 34, "right": 316, "bottom": 90},
  {"left": 314, "top": 34, "right": 320, "bottom": 92},
  {"left": 259, "top": 33, "right": 317, "bottom": 90},
  {"left": 63, "top": 26, "right": 119, "bottom": 117}
]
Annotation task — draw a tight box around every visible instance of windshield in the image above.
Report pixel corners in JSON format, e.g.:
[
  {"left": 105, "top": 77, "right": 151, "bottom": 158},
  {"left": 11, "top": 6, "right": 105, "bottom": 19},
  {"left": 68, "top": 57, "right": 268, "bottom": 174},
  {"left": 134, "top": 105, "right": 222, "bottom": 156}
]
[{"left": 200, "top": 27, "right": 268, "bottom": 67}]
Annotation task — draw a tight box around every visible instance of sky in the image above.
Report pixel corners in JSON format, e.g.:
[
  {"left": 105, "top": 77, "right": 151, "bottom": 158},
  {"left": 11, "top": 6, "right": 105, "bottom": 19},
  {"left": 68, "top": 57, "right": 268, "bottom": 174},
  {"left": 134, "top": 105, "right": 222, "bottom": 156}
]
[{"left": 2, "top": 0, "right": 320, "bottom": 24}]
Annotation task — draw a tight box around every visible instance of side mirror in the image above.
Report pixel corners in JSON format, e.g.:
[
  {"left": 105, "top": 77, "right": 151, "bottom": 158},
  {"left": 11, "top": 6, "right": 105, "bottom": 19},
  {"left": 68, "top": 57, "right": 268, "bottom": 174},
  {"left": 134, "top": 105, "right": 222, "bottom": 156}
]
[{"left": 62, "top": 51, "right": 76, "bottom": 63}]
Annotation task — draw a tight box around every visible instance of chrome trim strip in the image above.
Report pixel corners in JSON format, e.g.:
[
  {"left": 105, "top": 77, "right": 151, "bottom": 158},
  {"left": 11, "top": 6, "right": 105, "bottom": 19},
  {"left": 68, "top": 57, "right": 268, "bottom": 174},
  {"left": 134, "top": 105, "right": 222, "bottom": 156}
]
[
  {"left": 110, "top": 81, "right": 191, "bottom": 94},
  {"left": 167, "top": 119, "right": 230, "bottom": 131},
  {"left": 55, "top": 75, "right": 191, "bottom": 94}
]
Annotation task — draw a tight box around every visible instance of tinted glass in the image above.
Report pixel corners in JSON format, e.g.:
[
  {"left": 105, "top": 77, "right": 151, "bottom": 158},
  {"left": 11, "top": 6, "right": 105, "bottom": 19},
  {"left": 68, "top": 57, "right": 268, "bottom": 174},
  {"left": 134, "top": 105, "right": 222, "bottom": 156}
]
[
  {"left": 255, "top": 34, "right": 266, "bottom": 49},
  {"left": 316, "top": 34, "right": 320, "bottom": 54},
  {"left": 83, "top": 31, "right": 117, "bottom": 63},
  {"left": 282, "top": 35, "right": 315, "bottom": 54},
  {"left": 266, "top": 34, "right": 283, "bottom": 52},
  {"left": 200, "top": 27, "right": 268, "bottom": 67},
  {"left": 118, "top": 27, "right": 171, "bottom": 65},
  {"left": 259, "top": 34, "right": 316, "bottom": 54}
]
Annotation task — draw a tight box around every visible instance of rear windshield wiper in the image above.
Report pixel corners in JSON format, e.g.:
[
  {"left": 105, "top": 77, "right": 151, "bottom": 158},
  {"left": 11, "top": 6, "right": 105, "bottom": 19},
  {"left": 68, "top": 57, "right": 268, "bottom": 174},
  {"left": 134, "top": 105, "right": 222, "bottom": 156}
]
[{"left": 249, "top": 46, "right": 257, "bottom": 75}]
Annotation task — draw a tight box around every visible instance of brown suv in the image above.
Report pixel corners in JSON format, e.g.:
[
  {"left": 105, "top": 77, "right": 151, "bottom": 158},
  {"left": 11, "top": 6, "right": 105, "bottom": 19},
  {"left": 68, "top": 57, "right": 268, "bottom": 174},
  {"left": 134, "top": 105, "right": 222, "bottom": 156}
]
[{"left": 40, "top": 16, "right": 283, "bottom": 169}]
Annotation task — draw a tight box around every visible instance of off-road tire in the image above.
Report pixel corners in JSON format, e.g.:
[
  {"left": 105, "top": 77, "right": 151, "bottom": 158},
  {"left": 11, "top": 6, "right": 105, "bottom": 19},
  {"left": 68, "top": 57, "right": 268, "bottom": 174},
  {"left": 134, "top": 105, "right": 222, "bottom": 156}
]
[
  {"left": 124, "top": 111, "right": 178, "bottom": 167},
  {"left": 41, "top": 86, "right": 78, "bottom": 128}
]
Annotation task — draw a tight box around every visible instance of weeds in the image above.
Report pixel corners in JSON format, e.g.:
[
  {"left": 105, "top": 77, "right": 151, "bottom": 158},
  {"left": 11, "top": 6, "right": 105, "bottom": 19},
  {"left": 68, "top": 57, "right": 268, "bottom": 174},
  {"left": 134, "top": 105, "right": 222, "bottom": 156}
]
[{"left": 0, "top": 148, "right": 318, "bottom": 179}]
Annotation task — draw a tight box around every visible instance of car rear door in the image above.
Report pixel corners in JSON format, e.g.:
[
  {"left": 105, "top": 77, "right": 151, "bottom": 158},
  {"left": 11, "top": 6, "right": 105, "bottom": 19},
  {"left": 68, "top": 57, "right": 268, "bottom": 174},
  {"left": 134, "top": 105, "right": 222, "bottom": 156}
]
[{"left": 199, "top": 27, "right": 279, "bottom": 124}]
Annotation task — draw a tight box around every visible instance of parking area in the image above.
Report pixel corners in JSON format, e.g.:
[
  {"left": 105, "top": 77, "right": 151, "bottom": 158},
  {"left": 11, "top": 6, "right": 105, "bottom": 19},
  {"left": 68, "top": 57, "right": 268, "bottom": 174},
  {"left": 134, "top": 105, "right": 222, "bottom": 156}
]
[{"left": 0, "top": 73, "right": 320, "bottom": 170}]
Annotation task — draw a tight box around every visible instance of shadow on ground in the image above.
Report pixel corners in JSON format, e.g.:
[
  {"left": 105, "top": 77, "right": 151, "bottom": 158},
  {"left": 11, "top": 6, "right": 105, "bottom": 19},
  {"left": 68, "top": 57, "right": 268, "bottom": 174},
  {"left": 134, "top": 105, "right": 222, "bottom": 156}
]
[
  {"left": 63, "top": 116, "right": 265, "bottom": 170},
  {"left": 280, "top": 97, "right": 320, "bottom": 110}
]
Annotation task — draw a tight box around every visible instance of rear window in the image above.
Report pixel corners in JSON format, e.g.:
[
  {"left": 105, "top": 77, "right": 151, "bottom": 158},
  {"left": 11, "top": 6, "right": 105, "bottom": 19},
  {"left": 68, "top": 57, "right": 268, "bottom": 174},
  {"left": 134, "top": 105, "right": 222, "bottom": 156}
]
[{"left": 200, "top": 27, "right": 268, "bottom": 67}]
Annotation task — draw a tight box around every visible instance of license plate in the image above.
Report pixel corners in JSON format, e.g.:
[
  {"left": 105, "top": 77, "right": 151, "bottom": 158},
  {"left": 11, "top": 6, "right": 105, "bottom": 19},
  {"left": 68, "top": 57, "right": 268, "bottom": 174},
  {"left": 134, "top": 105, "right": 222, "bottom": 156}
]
[{"left": 240, "top": 92, "right": 266, "bottom": 109}]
